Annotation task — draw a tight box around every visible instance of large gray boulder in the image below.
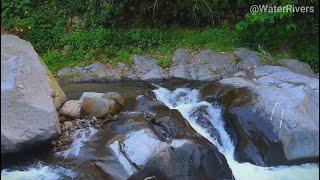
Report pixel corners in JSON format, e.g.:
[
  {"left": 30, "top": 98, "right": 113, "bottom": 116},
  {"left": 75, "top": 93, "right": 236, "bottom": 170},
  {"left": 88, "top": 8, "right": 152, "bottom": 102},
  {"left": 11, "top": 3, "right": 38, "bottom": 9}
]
[
  {"left": 218, "top": 65, "right": 319, "bottom": 164},
  {"left": 233, "top": 48, "right": 261, "bottom": 69},
  {"left": 170, "top": 49, "right": 238, "bottom": 81},
  {"left": 56, "top": 55, "right": 170, "bottom": 83},
  {"left": 1, "top": 34, "right": 62, "bottom": 154},
  {"left": 169, "top": 49, "right": 195, "bottom": 79},
  {"left": 56, "top": 49, "right": 238, "bottom": 83},
  {"left": 282, "top": 59, "right": 316, "bottom": 78},
  {"left": 132, "top": 55, "right": 169, "bottom": 81},
  {"left": 57, "top": 62, "right": 135, "bottom": 83}
]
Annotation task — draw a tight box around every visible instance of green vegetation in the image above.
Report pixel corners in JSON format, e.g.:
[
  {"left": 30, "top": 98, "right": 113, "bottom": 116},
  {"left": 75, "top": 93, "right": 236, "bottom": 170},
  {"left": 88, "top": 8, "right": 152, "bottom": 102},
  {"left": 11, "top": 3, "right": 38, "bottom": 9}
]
[{"left": 2, "top": 0, "right": 318, "bottom": 73}]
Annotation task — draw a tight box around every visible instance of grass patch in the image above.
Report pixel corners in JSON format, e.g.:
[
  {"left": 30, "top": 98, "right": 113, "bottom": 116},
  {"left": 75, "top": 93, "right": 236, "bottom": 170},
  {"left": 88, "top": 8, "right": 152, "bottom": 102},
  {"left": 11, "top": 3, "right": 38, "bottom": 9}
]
[{"left": 40, "top": 27, "right": 241, "bottom": 73}]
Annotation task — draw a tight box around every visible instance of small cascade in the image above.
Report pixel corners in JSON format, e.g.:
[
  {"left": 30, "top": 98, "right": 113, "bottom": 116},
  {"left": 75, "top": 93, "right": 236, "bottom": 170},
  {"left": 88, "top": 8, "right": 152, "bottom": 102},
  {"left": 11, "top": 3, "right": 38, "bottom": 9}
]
[{"left": 154, "top": 86, "right": 319, "bottom": 180}]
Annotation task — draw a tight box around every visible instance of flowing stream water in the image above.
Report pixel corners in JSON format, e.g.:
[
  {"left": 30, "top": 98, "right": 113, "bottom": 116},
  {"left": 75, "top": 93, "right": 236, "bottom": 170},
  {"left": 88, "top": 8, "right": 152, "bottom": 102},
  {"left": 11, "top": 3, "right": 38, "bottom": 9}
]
[
  {"left": 153, "top": 86, "right": 319, "bottom": 180},
  {"left": 1, "top": 82, "right": 319, "bottom": 180}
]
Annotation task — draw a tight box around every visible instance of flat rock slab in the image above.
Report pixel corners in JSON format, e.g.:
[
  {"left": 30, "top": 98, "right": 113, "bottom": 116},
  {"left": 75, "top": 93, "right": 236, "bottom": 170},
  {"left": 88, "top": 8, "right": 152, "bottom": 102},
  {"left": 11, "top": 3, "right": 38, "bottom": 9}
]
[{"left": 218, "top": 65, "right": 319, "bottom": 164}]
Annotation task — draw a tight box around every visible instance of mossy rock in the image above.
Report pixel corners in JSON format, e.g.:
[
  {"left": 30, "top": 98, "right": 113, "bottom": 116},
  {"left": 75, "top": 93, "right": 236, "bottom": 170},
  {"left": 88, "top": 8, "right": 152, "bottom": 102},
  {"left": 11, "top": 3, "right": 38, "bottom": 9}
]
[{"left": 40, "top": 58, "right": 67, "bottom": 108}]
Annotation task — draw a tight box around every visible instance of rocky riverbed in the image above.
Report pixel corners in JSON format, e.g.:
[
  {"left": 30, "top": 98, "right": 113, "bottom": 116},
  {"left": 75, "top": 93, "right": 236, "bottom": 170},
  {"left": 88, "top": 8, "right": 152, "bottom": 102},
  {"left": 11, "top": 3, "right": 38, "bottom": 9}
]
[
  {"left": 1, "top": 34, "right": 319, "bottom": 180},
  {"left": 2, "top": 81, "right": 319, "bottom": 180}
]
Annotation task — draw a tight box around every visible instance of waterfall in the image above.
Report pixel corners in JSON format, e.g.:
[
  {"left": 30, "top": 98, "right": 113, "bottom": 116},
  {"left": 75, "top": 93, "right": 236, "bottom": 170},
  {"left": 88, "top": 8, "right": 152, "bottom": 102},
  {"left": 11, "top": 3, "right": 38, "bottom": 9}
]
[{"left": 154, "top": 86, "right": 319, "bottom": 180}]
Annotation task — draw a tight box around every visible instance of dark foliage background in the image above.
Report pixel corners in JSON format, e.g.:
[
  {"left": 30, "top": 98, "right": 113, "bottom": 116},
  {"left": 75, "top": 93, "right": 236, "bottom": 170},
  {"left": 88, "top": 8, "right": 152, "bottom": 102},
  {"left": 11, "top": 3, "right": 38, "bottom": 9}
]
[{"left": 2, "top": 0, "right": 319, "bottom": 72}]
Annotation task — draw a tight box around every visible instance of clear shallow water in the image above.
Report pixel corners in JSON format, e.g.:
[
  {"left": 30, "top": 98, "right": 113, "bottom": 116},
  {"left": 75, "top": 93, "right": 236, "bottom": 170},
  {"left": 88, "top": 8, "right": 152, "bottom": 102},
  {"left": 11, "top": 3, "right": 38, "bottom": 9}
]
[{"left": 153, "top": 86, "right": 319, "bottom": 180}]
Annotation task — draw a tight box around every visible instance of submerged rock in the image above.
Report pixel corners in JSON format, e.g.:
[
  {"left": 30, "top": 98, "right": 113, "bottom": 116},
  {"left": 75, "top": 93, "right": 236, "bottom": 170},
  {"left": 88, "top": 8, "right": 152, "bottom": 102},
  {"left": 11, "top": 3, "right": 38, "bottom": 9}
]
[
  {"left": 215, "top": 65, "right": 319, "bottom": 165},
  {"left": 102, "top": 92, "right": 125, "bottom": 108},
  {"left": 1, "top": 34, "right": 62, "bottom": 154}
]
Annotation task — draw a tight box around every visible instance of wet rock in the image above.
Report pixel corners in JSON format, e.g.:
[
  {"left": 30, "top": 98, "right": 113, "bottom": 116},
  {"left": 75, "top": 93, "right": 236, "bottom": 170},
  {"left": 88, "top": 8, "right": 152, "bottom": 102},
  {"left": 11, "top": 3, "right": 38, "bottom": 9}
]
[
  {"left": 135, "top": 94, "right": 203, "bottom": 140},
  {"left": 233, "top": 48, "right": 261, "bottom": 69},
  {"left": 189, "top": 105, "right": 222, "bottom": 144},
  {"left": 79, "top": 91, "right": 124, "bottom": 118},
  {"left": 60, "top": 100, "right": 81, "bottom": 119},
  {"left": 119, "top": 129, "right": 169, "bottom": 168},
  {"left": 130, "top": 135, "right": 235, "bottom": 180},
  {"left": 55, "top": 127, "right": 98, "bottom": 158},
  {"left": 102, "top": 92, "right": 125, "bottom": 108},
  {"left": 1, "top": 34, "right": 61, "bottom": 154},
  {"left": 95, "top": 159, "right": 134, "bottom": 180},
  {"left": 81, "top": 97, "right": 117, "bottom": 118},
  {"left": 282, "top": 59, "right": 316, "bottom": 78},
  {"left": 79, "top": 92, "right": 104, "bottom": 102},
  {"left": 103, "top": 111, "right": 233, "bottom": 179},
  {"left": 216, "top": 65, "right": 319, "bottom": 165}
]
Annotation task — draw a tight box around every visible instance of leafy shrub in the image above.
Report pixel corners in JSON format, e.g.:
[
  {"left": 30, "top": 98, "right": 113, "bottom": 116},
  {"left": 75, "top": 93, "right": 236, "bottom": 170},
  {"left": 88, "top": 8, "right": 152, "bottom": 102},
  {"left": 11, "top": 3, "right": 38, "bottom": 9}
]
[
  {"left": 235, "top": 1, "right": 319, "bottom": 72},
  {"left": 157, "top": 52, "right": 172, "bottom": 68},
  {"left": 42, "top": 50, "right": 64, "bottom": 73},
  {"left": 236, "top": 11, "right": 296, "bottom": 50},
  {"left": 1, "top": 0, "right": 318, "bottom": 72},
  {"left": 293, "top": 42, "right": 319, "bottom": 72},
  {"left": 116, "top": 50, "right": 132, "bottom": 65}
]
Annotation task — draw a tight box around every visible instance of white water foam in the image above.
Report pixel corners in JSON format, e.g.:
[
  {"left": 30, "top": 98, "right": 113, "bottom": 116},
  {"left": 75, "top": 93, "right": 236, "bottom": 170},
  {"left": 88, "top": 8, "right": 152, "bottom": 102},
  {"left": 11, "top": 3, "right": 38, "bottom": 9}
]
[
  {"left": 1, "top": 162, "right": 76, "bottom": 180},
  {"left": 154, "top": 87, "right": 319, "bottom": 180}
]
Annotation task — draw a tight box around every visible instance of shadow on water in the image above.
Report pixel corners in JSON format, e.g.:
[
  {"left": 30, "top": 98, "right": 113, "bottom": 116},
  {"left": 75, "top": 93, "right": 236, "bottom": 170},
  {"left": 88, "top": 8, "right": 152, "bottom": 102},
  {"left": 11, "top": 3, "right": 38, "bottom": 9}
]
[{"left": 1, "top": 142, "right": 55, "bottom": 170}]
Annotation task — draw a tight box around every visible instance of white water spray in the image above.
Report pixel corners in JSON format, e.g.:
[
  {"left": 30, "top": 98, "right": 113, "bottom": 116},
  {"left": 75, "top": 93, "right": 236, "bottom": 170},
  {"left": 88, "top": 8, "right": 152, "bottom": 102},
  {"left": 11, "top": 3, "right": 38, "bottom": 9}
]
[
  {"left": 154, "top": 87, "right": 319, "bottom": 180},
  {"left": 1, "top": 162, "right": 76, "bottom": 180}
]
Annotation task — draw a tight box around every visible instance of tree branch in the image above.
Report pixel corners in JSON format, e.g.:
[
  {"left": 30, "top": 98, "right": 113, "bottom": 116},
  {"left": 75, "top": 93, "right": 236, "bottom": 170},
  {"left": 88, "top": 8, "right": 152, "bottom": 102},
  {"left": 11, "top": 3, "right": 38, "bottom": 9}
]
[{"left": 201, "top": 0, "right": 215, "bottom": 27}]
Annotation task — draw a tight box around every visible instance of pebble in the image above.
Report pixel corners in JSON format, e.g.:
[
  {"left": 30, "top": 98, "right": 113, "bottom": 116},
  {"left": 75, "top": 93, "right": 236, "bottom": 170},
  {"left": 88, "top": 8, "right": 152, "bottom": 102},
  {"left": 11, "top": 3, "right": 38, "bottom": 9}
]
[{"left": 52, "top": 115, "right": 110, "bottom": 152}]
